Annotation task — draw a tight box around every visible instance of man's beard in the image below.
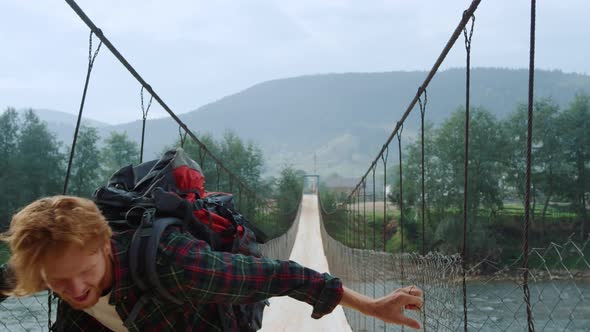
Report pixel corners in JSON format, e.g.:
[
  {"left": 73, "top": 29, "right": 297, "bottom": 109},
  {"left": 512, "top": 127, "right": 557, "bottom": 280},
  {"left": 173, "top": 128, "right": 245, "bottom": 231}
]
[{"left": 62, "top": 287, "right": 100, "bottom": 310}]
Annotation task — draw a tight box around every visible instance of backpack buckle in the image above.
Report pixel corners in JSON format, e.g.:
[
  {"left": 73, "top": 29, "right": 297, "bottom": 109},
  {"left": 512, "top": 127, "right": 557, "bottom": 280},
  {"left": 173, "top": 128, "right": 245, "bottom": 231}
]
[{"left": 140, "top": 208, "right": 157, "bottom": 227}]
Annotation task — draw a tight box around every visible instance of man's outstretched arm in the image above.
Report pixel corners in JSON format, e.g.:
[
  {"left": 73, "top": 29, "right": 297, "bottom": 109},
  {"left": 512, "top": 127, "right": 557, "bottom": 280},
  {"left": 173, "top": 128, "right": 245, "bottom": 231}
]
[
  {"left": 340, "top": 285, "right": 423, "bottom": 330},
  {"left": 158, "top": 228, "right": 343, "bottom": 318}
]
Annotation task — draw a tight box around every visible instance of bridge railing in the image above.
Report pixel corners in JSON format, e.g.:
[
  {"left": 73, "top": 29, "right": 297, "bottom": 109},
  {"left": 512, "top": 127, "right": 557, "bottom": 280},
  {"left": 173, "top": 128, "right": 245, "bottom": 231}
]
[
  {"left": 319, "top": 193, "right": 464, "bottom": 331},
  {"left": 319, "top": 189, "right": 590, "bottom": 331}
]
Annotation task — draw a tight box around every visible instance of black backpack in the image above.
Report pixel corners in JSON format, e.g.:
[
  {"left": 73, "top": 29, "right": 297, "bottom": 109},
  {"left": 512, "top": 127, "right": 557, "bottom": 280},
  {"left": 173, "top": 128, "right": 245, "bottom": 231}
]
[{"left": 93, "top": 148, "right": 269, "bottom": 331}]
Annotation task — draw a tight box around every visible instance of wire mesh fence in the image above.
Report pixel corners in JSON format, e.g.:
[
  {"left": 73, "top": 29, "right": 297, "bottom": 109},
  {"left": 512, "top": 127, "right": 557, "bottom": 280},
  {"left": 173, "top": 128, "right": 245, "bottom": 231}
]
[
  {"left": 0, "top": 292, "right": 57, "bottom": 332},
  {"left": 320, "top": 196, "right": 590, "bottom": 332},
  {"left": 320, "top": 206, "right": 464, "bottom": 332},
  {"left": 260, "top": 200, "right": 302, "bottom": 261},
  {"left": 464, "top": 237, "right": 590, "bottom": 332}
]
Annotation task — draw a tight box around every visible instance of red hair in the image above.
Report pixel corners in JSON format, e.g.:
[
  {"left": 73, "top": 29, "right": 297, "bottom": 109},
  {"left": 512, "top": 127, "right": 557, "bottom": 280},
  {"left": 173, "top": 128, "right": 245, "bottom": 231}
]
[{"left": 0, "top": 196, "right": 112, "bottom": 296}]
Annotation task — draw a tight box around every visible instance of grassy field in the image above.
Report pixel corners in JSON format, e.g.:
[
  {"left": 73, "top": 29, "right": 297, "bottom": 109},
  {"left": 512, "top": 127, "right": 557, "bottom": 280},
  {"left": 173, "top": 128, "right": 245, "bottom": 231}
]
[
  {"left": 501, "top": 202, "right": 577, "bottom": 218},
  {"left": 346, "top": 200, "right": 398, "bottom": 212}
]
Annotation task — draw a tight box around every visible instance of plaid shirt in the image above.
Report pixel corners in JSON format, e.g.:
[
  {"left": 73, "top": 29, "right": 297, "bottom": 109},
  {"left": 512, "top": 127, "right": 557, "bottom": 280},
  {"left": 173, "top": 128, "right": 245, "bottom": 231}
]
[{"left": 50, "top": 228, "right": 343, "bottom": 332}]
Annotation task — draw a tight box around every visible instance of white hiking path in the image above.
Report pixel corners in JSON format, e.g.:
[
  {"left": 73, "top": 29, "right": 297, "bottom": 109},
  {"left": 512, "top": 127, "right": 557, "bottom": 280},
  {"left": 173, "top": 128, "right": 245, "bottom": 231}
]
[{"left": 260, "top": 194, "right": 353, "bottom": 332}]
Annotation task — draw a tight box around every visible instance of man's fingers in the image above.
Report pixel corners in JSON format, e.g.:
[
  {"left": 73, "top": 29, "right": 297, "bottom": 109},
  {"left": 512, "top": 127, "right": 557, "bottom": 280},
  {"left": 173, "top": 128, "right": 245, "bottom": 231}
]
[
  {"left": 399, "top": 293, "right": 423, "bottom": 311},
  {"left": 404, "top": 304, "right": 420, "bottom": 310},
  {"left": 398, "top": 292, "right": 423, "bottom": 309},
  {"left": 404, "top": 285, "right": 423, "bottom": 297},
  {"left": 398, "top": 315, "right": 421, "bottom": 330}
]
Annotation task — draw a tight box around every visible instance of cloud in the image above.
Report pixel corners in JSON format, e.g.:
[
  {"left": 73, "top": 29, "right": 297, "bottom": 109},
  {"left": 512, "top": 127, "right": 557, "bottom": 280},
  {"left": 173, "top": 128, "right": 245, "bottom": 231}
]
[{"left": 1, "top": 0, "right": 589, "bottom": 123}]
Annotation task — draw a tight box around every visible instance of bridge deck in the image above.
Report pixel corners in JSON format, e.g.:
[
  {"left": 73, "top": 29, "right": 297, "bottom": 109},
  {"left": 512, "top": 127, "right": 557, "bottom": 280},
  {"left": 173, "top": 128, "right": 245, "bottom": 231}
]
[{"left": 260, "top": 194, "right": 352, "bottom": 332}]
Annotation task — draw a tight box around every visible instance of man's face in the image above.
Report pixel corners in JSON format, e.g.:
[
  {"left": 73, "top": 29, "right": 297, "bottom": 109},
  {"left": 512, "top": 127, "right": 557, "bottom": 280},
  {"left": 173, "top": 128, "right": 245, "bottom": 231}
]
[{"left": 41, "top": 241, "right": 113, "bottom": 310}]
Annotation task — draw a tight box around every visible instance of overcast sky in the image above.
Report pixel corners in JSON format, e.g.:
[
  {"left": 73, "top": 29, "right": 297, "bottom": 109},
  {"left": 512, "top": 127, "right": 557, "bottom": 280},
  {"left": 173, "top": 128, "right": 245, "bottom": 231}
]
[{"left": 1, "top": 0, "right": 588, "bottom": 124}]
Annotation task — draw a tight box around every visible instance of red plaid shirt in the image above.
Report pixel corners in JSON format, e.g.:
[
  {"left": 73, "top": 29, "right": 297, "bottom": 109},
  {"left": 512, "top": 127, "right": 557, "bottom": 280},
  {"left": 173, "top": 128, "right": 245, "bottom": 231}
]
[{"left": 50, "top": 228, "right": 343, "bottom": 331}]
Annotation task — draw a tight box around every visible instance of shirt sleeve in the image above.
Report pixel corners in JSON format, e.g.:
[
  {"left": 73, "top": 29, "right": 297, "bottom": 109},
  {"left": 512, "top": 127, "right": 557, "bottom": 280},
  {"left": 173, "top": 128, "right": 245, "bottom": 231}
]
[{"left": 157, "top": 228, "right": 343, "bottom": 319}]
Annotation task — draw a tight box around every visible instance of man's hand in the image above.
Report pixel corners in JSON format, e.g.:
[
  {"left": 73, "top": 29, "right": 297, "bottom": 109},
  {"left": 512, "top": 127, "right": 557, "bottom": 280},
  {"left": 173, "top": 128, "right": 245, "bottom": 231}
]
[
  {"left": 372, "top": 286, "right": 423, "bottom": 329},
  {"left": 340, "top": 285, "right": 423, "bottom": 330}
]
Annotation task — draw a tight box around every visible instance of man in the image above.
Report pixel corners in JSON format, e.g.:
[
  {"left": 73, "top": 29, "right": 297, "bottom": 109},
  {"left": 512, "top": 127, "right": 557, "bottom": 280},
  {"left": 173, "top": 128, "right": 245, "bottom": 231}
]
[{"left": 1, "top": 195, "right": 423, "bottom": 331}]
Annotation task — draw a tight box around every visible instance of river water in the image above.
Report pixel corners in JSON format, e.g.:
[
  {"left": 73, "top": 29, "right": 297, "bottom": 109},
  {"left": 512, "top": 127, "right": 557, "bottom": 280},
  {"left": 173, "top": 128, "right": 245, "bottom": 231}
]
[{"left": 345, "top": 279, "right": 589, "bottom": 332}]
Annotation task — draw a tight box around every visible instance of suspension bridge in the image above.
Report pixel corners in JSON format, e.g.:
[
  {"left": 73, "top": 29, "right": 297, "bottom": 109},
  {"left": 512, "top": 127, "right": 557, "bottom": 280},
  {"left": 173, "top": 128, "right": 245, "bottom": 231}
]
[{"left": 1, "top": 0, "right": 589, "bottom": 331}]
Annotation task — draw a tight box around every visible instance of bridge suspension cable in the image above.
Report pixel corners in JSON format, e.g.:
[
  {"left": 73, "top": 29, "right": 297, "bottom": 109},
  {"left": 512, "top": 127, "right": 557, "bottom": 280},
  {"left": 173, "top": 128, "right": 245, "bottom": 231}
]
[
  {"left": 346, "top": 0, "right": 482, "bottom": 200},
  {"left": 523, "top": 1, "right": 537, "bottom": 331},
  {"left": 461, "top": 12, "right": 475, "bottom": 332},
  {"left": 63, "top": 0, "right": 262, "bottom": 203}
]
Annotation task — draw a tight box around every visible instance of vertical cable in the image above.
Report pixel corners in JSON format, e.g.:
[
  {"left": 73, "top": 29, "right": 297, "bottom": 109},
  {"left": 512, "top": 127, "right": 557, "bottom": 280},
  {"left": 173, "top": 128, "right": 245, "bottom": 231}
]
[
  {"left": 59, "top": 30, "right": 102, "bottom": 331},
  {"left": 397, "top": 123, "right": 405, "bottom": 284},
  {"left": 381, "top": 147, "right": 389, "bottom": 332},
  {"left": 356, "top": 189, "right": 359, "bottom": 246},
  {"left": 418, "top": 87, "right": 428, "bottom": 331},
  {"left": 381, "top": 147, "right": 389, "bottom": 252},
  {"left": 178, "top": 126, "right": 188, "bottom": 148},
  {"left": 372, "top": 166, "right": 377, "bottom": 252},
  {"left": 372, "top": 165, "right": 377, "bottom": 332},
  {"left": 363, "top": 179, "right": 368, "bottom": 331},
  {"left": 355, "top": 189, "right": 360, "bottom": 328},
  {"left": 358, "top": 186, "right": 362, "bottom": 250},
  {"left": 139, "top": 86, "right": 153, "bottom": 163},
  {"left": 346, "top": 198, "right": 350, "bottom": 247},
  {"left": 63, "top": 31, "right": 102, "bottom": 195},
  {"left": 238, "top": 184, "right": 243, "bottom": 212},
  {"left": 523, "top": 1, "right": 536, "bottom": 331},
  {"left": 418, "top": 88, "right": 428, "bottom": 257},
  {"left": 462, "top": 12, "right": 475, "bottom": 332},
  {"left": 397, "top": 123, "right": 405, "bottom": 332},
  {"left": 215, "top": 164, "right": 221, "bottom": 192},
  {"left": 198, "top": 146, "right": 207, "bottom": 167}
]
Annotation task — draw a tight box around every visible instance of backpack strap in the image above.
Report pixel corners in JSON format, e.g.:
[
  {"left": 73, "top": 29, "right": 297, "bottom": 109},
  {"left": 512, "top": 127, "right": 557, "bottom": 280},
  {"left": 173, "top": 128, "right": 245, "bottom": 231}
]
[
  {"left": 124, "top": 294, "right": 151, "bottom": 329},
  {"left": 129, "top": 210, "right": 185, "bottom": 310}
]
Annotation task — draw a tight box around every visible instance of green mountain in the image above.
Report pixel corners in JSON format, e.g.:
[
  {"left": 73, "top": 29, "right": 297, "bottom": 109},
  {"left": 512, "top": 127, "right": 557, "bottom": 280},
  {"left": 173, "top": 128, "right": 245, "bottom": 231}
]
[{"left": 15, "top": 68, "right": 590, "bottom": 177}]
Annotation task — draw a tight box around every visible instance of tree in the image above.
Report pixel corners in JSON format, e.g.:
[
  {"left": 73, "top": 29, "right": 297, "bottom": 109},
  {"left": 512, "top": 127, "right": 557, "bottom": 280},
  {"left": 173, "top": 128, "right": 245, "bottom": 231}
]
[
  {"left": 391, "top": 107, "right": 507, "bottom": 255},
  {"left": 218, "top": 131, "right": 264, "bottom": 190},
  {"left": 559, "top": 94, "right": 590, "bottom": 238},
  {"left": 436, "top": 107, "right": 508, "bottom": 213},
  {"left": 391, "top": 122, "right": 437, "bottom": 209},
  {"left": 215, "top": 131, "right": 263, "bottom": 215},
  {"left": 12, "top": 110, "right": 64, "bottom": 214},
  {"left": 69, "top": 125, "right": 101, "bottom": 197},
  {"left": 318, "top": 180, "right": 349, "bottom": 244},
  {"left": 434, "top": 107, "right": 507, "bottom": 257},
  {"left": 389, "top": 122, "right": 439, "bottom": 251},
  {"left": 276, "top": 166, "right": 303, "bottom": 228},
  {"left": 101, "top": 131, "right": 139, "bottom": 180},
  {"left": 0, "top": 108, "right": 21, "bottom": 229},
  {"left": 0, "top": 108, "right": 18, "bottom": 172},
  {"left": 505, "top": 99, "right": 566, "bottom": 236},
  {"left": 177, "top": 130, "right": 264, "bottom": 193}
]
